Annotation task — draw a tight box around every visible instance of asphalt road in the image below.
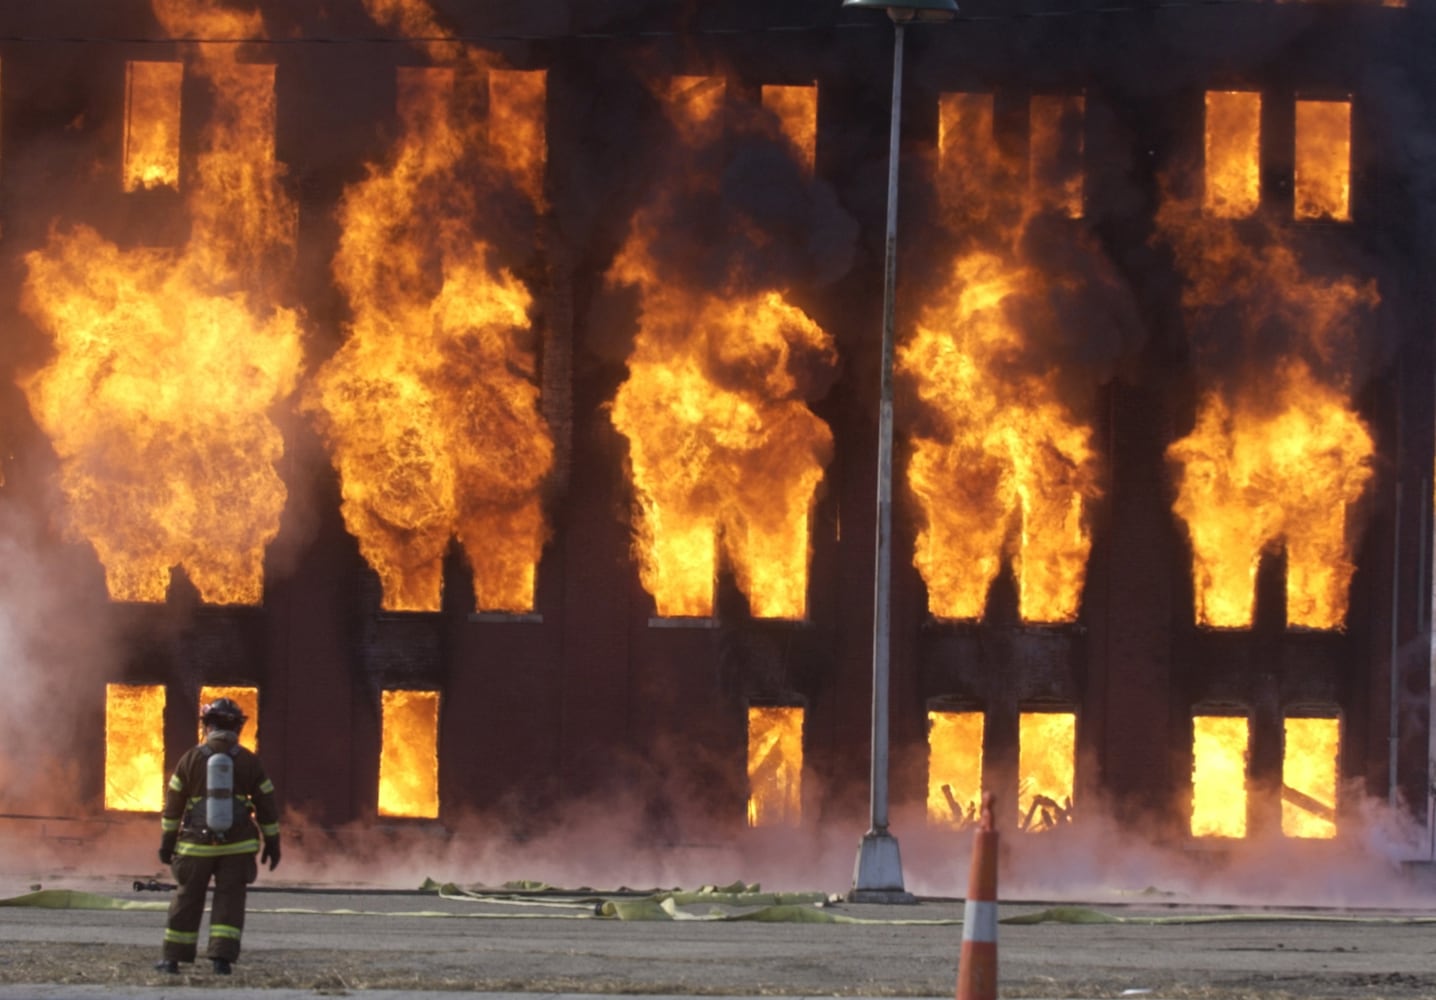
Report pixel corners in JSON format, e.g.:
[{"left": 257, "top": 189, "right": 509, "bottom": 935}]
[{"left": 3, "top": 875, "right": 1436, "bottom": 999}]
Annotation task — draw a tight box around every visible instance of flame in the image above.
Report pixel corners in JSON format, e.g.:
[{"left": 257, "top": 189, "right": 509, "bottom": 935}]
[
  {"left": 747, "top": 705, "right": 803, "bottom": 827},
  {"left": 610, "top": 291, "right": 834, "bottom": 618},
  {"left": 105, "top": 683, "right": 166, "bottom": 813},
  {"left": 901, "top": 254, "right": 1099, "bottom": 622},
  {"left": 669, "top": 74, "right": 725, "bottom": 141},
  {"left": 926, "top": 709, "right": 984, "bottom": 828},
  {"left": 488, "top": 69, "right": 547, "bottom": 208},
  {"left": 197, "top": 685, "right": 259, "bottom": 753},
  {"left": 607, "top": 76, "right": 836, "bottom": 619},
  {"left": 1154, "top": 171, "right": 1378, "bottom": 629},
  {"left": 123, "top": 60, "right": 183, "bottom": 191},
  {"left": 762, "top": 85, "right": 817, "bottom": 175},
  {"left": 152, "top": 0, "right": 261, "bottom": 33},
  {"left": 936, "top": 93, "right": 1020, "bottom": 234},
  {"left": 1204, "top": 91, "right": 1261, "bottom": 218},
  {"left": 308, "top": 2, "right": 553, "bottom": 613},
  {"left": 1191, "top": 715, "right": 1248, "bottom": 838},
  {"left": 905, "top": 93, "right": 1101, "bottom": 623},
  {"left": 1159, "top": 147, "right": 1378, "bottom": 630},
  {"left": 378, "top": 689, "right": 440, "bottom": 819},
  {"left": 1029, "top": 95, "right": 1085, "bottom": 218},
  {"left": 20, "top": 2, "right": 302, "bottom": 606},
  {"left": 1282, "top": 716, "right": 1338, "bottom": 838},
  {"left": 1169, "top": 364, "right": 1373, "bottom": 629},
  {"left": 1295, "top": 100, "right": 1351, "bottom": 222},
  {"left": 1018, "top": 711, "right": 1075, "bottom": 831},
  {"left": 1168, "top": 392, "right": 1267, "bottom": 628}
]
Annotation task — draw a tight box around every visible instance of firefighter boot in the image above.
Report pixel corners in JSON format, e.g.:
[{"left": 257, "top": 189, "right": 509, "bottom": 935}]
[
  {"left": 154, "top": 960, "right": 179, "bottom": 974},
  {"left": 212, "top": 958, "right": 232, "bottom": 975}
]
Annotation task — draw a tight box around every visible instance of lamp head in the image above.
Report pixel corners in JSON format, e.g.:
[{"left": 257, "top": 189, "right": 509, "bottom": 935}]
[{"left": 842, "top": 0, "right": 959, "bottom": 22}]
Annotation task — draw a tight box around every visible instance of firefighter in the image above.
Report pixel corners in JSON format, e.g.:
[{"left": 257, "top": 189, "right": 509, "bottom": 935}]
[{"left": 154, "top": 697, "right": 281, "bottom": 976}]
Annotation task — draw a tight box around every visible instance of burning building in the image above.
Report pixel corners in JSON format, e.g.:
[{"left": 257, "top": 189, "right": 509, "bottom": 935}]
[{"left": 0, "top": 0, "right": 1432, "bottom": 893}]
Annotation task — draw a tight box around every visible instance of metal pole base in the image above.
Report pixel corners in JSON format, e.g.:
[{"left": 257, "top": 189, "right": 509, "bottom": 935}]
[{"left": 846, "top": 829, "right": 917, "bottom": 903}]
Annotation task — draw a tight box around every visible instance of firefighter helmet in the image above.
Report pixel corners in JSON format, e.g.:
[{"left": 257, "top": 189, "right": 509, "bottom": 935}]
[{"left": 200, "top": 697, "right": 247, "bottom": 732}]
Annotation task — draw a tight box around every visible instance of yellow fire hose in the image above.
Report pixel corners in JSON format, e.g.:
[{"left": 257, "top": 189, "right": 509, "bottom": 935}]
[{"left": 5, "top": 885, "right": 1435, "bottom": 926}]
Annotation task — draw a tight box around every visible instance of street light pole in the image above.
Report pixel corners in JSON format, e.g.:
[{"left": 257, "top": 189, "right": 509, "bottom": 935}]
[{"left": 842, "top": 0, "right": 957, "bottom": 904}]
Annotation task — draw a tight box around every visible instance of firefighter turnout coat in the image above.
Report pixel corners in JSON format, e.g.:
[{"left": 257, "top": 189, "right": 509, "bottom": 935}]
[{"left": 161, "top": 732, "right": 280, "bottom": 857}]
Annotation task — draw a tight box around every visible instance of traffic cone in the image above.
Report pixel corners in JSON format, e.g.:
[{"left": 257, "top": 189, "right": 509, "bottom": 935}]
[{"left": 955, "top": 792, "right": 998, "bottom": 1000}]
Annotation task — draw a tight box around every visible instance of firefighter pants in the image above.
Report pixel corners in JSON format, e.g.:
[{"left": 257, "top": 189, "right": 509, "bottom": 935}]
[{"left": 162, "top": 852, "right": 258, "bottom": 963}]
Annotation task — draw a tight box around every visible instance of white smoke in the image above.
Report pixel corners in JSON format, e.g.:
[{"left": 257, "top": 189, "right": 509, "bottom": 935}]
[{"left": 0, "top": 497, "right": 121, "bottom": 820}]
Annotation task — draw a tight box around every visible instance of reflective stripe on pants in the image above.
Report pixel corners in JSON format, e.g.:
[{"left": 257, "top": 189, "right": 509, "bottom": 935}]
[{"left": 161, "top": 852, "right": 258, "bottom": 963}]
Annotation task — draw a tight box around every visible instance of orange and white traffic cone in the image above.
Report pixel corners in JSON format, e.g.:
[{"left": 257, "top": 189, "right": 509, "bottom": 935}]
[{"left": 955, "top": 792, "right": 998, "bottom": 1000}]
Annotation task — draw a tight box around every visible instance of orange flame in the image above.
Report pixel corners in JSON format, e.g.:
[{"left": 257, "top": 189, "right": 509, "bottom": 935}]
[
  {"left": 1169, "top": 364, "right": 1373, "bottom": 629},
  {"left": 936, "top": 93, "right": 1019, "bottom": 233},
  {"left": 1191, "top": 714, "right": 1248, "bottom": 838},
  {"left": 1018, "top": 711, "right": 1075, "bottom": 831},
  {"left": 1282, "top": 716, "right": 1338, "bottom": 838},
  {"left": 123, "top": 60, "right": 183, "bottom": 191},
  {"left": 1029, "top": 95, "right": 1085, "bottom": 219},
  {"left": 668, "top": 75, "right": 725, "bottom": 143},
  {"left": 926, "top": 709, "right": 984, "bottom": 828},
  {"left": 489, "top": 69, "right": 547, "bottom": 208},
  {"left": 197, "top": 685, "right": 260, "bottom": 753},
  {"left": 378, "top": 689, "right": 440, "bottom": 819},
  {"left": 21, "top": 4, "right": 301, "bottom": 606},
  {"left": 906, "top": 94, "right": 1101, "bottom": 623},
  {"left": 747, "top": 705, "right": 803, "bottom": 827},
  {"left": 762, "top": 85, "right": 817, "bottom": 175},
  {"left": 1204, "top": 91, "right": 1261, "bottom": 218},
  {"left": 105, "top": 683, "right": 166, "bottom": 813},
  {"left": 308, "top": 0, "right": 553, "bottom": 613},
  {"left": 1159, "top": 174, "right": 1378, "bottom": 630},
  {"left": 901, "top": 253, "right": 1099, "bottom": 622},
  {"left": 1295, "top": 100, "right": 1351, "bottom": 222},
  {"left": 608, "top": 77, "right": 836, "bottom": 619}
]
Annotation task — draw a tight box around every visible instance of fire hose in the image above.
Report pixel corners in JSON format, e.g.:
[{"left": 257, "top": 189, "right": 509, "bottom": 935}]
[{"left": 6, "top": 885, "right": 1436, "bottom": 926}]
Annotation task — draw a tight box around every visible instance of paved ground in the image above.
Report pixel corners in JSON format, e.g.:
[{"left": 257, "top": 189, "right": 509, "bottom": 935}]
[
  {"left": 3, "top": 813, "right": 1435, "bottom": 999},
  {"left": 3, "top": 875, "right": 1436, "bottom": 999}
]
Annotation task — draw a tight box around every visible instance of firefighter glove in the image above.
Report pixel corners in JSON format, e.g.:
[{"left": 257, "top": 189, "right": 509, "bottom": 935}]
[
  {"left": 261, "top": 835, "right": 281, "bottom": 871},
  {"left": 158, "top": 833, "right": 177, "bottom": 866}
]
